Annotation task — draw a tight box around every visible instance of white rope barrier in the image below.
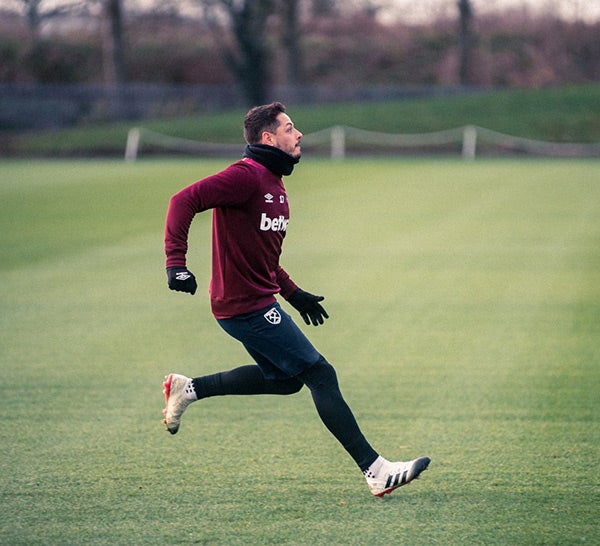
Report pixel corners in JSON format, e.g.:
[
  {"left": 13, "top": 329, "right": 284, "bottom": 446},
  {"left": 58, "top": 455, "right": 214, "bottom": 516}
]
[{"left": 125, "top": 125, "right": 600, "bottom": 161}]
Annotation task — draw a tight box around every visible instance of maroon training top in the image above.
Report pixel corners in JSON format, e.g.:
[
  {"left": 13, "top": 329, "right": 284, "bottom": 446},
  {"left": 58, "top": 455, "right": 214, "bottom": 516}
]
[{"left": 164, "top": 157, "right": 298, "bottom": 318}]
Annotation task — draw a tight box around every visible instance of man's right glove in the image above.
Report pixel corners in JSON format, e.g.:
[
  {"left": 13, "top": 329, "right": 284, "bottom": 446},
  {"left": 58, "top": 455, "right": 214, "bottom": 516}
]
[
  {"left": 288, "top": 288, "right": 329, "bottom": 326},
  {"left": 167, "top": 267, "right": 197, "bottom": 295}
]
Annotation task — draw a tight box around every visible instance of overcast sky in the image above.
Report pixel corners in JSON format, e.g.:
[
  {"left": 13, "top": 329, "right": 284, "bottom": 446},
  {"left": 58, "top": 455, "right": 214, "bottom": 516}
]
[
  {"left": 4, "top": 0, "right": 599, "bottom": 25},
  {"left": 378, "top": 0, "right": 599, "bottom": 23}
]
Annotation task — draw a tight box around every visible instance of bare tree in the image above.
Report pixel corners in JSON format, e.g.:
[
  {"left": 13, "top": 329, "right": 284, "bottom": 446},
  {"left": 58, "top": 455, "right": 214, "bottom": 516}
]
[
  {"left": 102, "top": 0, "right": 127, "bottom": 85},
  {"left": 23, "top": 0, "right": 42, "bottom": 36},
  {"left": 201, "top": 0, "right": 275, "bottom": 106},
  {"left": 280, "top": 0, "right": 304, "bottom": 85},
  {"left": 457, "top": 0, "right": 473, "bottom": 86},
  {"left": 14, "top": 0, "right": 84, "bottom": 39}
]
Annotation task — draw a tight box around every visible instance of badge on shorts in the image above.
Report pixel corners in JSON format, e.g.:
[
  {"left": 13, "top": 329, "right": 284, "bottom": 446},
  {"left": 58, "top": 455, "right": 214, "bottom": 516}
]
[{"left": 264, "top": 307, "right": 281, "bottom": 325}]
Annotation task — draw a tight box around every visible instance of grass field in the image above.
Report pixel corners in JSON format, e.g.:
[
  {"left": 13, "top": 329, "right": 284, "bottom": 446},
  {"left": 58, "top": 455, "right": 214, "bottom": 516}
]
[
  {"left": 5, "top": 84, "right": 600, "bottom": 156},
  {"left": 0, "top": 158, "right": 598, "bottom": 545}
]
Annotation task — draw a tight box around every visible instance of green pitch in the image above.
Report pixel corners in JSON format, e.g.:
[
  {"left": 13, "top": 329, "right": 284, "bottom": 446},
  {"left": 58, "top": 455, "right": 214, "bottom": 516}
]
[{"left": 1, "top": 158, "right": 598, "bottom": 545}]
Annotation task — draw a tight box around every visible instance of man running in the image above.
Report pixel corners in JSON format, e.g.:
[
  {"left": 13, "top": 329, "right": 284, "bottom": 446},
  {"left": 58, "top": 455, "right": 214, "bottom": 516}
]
[{"left": 162, "top": 102, "right": 430, "bottom": 497}]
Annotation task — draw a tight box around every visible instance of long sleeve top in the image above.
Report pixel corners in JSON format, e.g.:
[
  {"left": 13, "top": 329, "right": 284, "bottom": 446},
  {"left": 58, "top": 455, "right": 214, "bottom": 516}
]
[{"left": 164, "top": 157, "right": 298, "bottom": 318}]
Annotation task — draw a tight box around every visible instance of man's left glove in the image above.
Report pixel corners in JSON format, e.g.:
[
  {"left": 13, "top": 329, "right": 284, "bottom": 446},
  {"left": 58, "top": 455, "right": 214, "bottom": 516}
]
[
  {"left": 288, "top": 288, "right": 329, "bottom": 326},
  {"left": 167, "top": 267, "right": 197, "bottom": 295}
]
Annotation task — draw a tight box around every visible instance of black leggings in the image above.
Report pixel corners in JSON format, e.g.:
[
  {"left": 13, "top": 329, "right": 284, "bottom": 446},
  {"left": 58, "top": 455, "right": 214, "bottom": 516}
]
[{"left": 193, "top": 357, "right": 378, "bottom": 470}]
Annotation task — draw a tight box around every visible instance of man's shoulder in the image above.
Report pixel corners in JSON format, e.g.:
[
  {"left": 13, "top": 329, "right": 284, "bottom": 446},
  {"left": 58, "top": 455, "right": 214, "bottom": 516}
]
[
  {"left": 204, "top": 158, "right": 256, "bottom": 185},
  {"left": 197, "top": 158, "right": 265, "bottom": 203},
  {"left": 237, "top": 157, "right": 267, "bottom": 173},
  {"left": 225, "top": 158, "right": 281, "bottom": 187},
  {"left": 218, "top": 157, "right": 262, "bottom": 179}
]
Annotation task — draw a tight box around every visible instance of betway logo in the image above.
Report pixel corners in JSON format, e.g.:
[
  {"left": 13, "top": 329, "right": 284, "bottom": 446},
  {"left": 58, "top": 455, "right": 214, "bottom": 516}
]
[{"left": 260, "top": 212, "right": 289, "bottom": 232}]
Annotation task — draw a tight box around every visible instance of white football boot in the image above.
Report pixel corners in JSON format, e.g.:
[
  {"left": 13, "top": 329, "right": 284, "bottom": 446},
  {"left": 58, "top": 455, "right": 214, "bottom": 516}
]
[
  {"left": 162, "top": 373, "right": 196, "bottom": 434},
  {"left": 365, "top": 456, "right": 431, "bottom": 497}
]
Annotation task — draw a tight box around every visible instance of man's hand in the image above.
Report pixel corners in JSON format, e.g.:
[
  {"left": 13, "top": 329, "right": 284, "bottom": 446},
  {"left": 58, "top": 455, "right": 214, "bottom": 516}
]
[
  {"left": 288, "top": 288, "right": 329, "bottom": 326},
  {"left": 167, "top": 267, "right": 197, "bottom": 295}
]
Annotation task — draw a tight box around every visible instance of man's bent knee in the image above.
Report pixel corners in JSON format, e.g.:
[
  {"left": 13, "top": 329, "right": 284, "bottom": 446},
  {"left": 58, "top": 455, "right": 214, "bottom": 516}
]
[
  {"left": 277, "top": 377, "right": 304, "bottom": 395},
  {"left": 297, "top": 356, "right": 339, "bottom": 390}
]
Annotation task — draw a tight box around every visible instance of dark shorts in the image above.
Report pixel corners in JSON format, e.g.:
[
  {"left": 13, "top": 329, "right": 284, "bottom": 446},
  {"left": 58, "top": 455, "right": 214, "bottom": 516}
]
[{"left": 217, "top": 303, "right": 321, "bottom": 380}]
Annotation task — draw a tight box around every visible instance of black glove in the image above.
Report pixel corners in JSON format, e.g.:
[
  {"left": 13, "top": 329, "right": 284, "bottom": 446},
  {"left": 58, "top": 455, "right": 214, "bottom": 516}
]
[
  {"left": 288, "top": 288, "right": 329, "bottom": 326},
  {"left": 167, "top": 267, "right": 197, "bottom": 295}
]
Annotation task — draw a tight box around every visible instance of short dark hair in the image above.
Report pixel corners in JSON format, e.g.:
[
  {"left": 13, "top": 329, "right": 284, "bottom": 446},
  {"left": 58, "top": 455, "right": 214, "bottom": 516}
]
[{"left": 243, "top": 102, "right": 287, "bottom": 144}]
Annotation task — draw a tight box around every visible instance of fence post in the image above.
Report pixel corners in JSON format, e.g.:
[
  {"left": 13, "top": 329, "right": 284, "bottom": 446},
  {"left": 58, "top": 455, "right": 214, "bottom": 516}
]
[
  {"left": 462, "top": 125, "right": 477, "bottom": 159},
  {"left": 331, "top": 126, "right": 345, "bottom": 160},
  {"left": 124, "top": 128, "right": 140, "bottom": 161}
]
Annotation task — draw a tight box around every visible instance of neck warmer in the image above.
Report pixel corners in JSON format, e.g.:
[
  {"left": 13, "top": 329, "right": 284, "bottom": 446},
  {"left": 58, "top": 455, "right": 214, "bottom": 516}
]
[{"left": 243, "top": 144, "right": 300, "bottom": 176}]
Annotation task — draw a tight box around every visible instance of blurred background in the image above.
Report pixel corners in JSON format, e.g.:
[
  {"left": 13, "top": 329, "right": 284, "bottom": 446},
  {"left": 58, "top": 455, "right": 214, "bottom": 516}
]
[{"left": 0, "top": 0, "right": 598, "bottom": 154}]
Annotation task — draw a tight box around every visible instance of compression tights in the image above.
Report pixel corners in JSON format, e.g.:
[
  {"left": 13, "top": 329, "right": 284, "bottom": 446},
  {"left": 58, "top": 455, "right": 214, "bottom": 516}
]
[{"left": 192, "top": 357, "right": 379, "bottom": 471}]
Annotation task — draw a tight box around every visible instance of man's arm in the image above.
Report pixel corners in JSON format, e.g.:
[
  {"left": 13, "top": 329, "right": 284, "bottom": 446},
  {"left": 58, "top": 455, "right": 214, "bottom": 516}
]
[
  {"left": 164, "top": 162, "right": 255, "bottom": 295},
  {"left": 164, "top": 183, "right": 205, "bottom": 295},
  {"left": 165, "top": 189, "right": 198, "bottom": 268},
  {"left": 275, "top": 265, "right": 298, "bottom": 300}
]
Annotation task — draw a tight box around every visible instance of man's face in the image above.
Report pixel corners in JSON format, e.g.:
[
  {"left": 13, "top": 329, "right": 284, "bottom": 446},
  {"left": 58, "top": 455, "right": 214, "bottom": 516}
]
[{"left": 263, "top": 113, "right": 303, "bottom": 158}]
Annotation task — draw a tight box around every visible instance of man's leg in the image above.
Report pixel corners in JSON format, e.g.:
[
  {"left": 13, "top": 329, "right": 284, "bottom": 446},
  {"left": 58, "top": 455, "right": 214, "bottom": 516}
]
[
  {"left": 297, "top": 357, "right": 431, "bottom": 497},
  {"left": 297, "top": 356, "right": 379, "bottom": 471},
  {"left": 163, "top": 358, "right": 377, "bottom": 469},
  {"left": 162, "top": 366, "right": 302, "bottom": 435},
  {"left": 213, "top": 305, "right": 379, "bottom": 470},
  {"left": 162, "top": 303, "right": 430, "bottom": 495},
  {"left": 193, "top": 365, "right": 303, "bottom": 397}
]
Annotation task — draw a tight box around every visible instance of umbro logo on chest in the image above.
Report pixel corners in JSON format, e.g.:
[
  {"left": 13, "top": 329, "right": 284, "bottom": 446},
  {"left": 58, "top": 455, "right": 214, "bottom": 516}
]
[{"left": 264, "top": 193, "right": 286, "bottom": 204}]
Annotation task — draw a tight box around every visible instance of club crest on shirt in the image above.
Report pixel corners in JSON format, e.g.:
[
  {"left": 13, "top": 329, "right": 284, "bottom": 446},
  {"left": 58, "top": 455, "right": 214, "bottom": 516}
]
[{"left": 264, "top": 307, "right": 281, "bottom": 325}]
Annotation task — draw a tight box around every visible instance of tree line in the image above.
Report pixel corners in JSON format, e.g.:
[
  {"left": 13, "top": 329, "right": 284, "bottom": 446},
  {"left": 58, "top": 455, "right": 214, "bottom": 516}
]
[{"left": 1, "top": 0, "right": 599, "bottom": 107}]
